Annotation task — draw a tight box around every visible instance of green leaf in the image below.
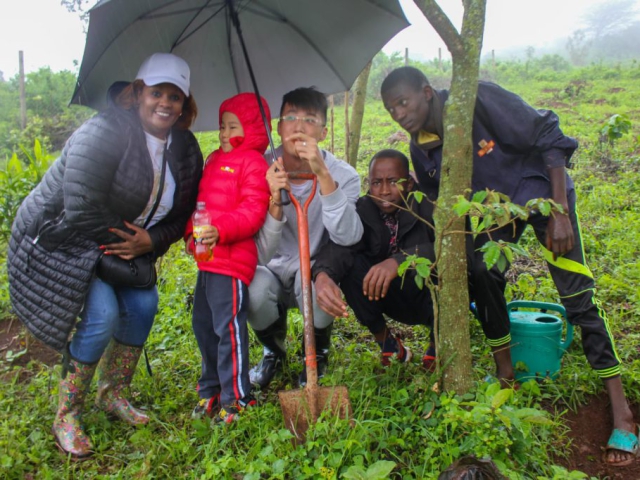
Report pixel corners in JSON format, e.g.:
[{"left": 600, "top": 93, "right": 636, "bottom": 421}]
[
  {"left": 471, "top": 190, "right": 488, "bottom": 203},
  {"left": 497, "top": 412, "right": 512, "bottom": 428},
  {"left": 413, "top": 190, "right": 424, "bottom": 203},
  {"left": 397, "top": 259, "right": 410, "bottom": 276},
  {"left": 415, "top": 261, "right": 432, "bottom": 278},
  {"left": 34, "top": 139, "right": 42, "bottom": 161},
  {"left": 504, "top": 246, "right": 514, "bottom": 264},
  {"left": 523, "top": 415, "right": 555, "bottom": 425},
  {"left": 414, "top": 274, "right": 424, "bottom": 290},
  {"left": 483, "top": 214, "right": 494, "bottom": 229},
  {"left": 496, "top": 254, "right": 508, "bottom": 272},
  {"left": 513, "top": 408, "right": 546, "bottom": 418},
  {"left": 491, "top": 388, "right": 512, "bottom": 409},
  {"left": 486, "top": 381, "right": 501, "bottom": 397},
  {"left": 0, "top": 455, "right": 13, "bottom": 468},
  {"left": 453, "top": 198, "right": 471, "bottom": 216},
  {"left": 483, "top": 244, "right": 501, "bottom": 270},
  {"left": 7, "top": 153, "right": 23, "bottom": 174},
  {"left": 342, "top": 466, "right": 367, "bottom": 479},
  {"left": 496, "top": 212, "right": 511, "bottom": 227},
  {"left": 539, "top": 201, "right": 551, "bottom": 216},
  {"left": 507, "top": 242, "right": 529, "bottom": 257},
  {"left": 366, "top": 460, "right": 396, "bottom": 480}
]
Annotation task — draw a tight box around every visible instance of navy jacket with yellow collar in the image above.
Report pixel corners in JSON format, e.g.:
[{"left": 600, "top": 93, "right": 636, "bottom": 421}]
[{"left": 410, "top": 81, "right": 578, "bottom": 205}]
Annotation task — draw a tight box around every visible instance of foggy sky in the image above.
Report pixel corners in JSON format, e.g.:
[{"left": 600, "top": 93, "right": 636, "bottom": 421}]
[{"left": 1, "top": 0, "right": 639, "bottom": 78}]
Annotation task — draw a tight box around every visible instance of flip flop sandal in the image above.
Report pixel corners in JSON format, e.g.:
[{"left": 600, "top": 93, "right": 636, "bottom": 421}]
[{"left": 603, "top": 426, "right": 640, "bottom": 467}]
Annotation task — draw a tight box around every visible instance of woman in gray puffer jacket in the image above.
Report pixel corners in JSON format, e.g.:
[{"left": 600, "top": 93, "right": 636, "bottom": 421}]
[{"left": 7, "top": 53, "right": 203, "bottom": 459}]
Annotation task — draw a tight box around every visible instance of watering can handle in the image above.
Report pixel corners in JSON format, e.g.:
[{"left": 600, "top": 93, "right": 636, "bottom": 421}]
[{"left": 507, "top": 300, "right": 574, "bottom": 353}]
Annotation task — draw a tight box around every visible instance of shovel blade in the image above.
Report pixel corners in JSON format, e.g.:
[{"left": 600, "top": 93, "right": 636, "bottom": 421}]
[{"left": 279, "top": 385, "right": 351, "bottom": 442}]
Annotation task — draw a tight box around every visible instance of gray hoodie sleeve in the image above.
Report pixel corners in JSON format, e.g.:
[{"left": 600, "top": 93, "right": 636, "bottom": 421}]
[
  {"left": 255, "top": 213, "right": 286, "bottom": 265},
  {"left": 321, "top": 155, "right": 363, "bottom": 246}
]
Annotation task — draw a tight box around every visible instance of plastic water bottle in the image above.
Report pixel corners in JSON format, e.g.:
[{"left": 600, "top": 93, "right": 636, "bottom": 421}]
[{"left": 192, "top": 201, "right": 213, "bottom": 262}]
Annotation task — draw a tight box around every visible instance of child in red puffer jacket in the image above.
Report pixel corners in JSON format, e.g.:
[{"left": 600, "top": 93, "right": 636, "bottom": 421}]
[{"left": 185, "top": 93, "right": 271, "bottom": 424}]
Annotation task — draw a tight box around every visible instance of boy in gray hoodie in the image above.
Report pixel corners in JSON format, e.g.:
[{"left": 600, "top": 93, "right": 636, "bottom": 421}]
[{"left": 248, "top": 87, "right": 363, "bottom": 388}]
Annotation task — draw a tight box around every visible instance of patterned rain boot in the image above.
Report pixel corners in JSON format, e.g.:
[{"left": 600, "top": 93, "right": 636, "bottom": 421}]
[
  {"left": 52, "top": 357, "right": 97, "bottom": 459},
  {"left": 95, "top": 339, "right": 150, "bottom": 425}
]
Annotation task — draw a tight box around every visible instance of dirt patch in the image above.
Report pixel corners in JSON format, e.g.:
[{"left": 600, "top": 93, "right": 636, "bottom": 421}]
[
  {"left": 552, "top": 393, "right": 640, "bottom": 478},
  {"left": 0, "top": 317, "right": 60, "bottom": 382},
  {"left": 548, "top": 101, "right": 571, "bottom": 109}
]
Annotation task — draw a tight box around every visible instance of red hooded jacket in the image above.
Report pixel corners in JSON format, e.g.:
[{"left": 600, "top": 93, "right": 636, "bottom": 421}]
[{"left": 185, "top": 93, "right": 271, "bottom": 284}]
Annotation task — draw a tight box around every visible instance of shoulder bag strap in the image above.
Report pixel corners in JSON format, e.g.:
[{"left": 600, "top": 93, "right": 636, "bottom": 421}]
[
  {"left": 142, "top": 145, "right": 169, "bottom": 229},
  {"left": 139, "top": 146, "right": 168, "bottom": 379}
]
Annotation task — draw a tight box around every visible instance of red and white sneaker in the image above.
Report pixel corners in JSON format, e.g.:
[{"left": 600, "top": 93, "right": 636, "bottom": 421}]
[
  {"left": 380, "top": 334, "right": 412, "bottom": 367},
  {"left": 215, "top": 395, "right": 257, "bottom": 424},
  {"left": 191, "top": 393, "right": 221, "bottom": 420}
]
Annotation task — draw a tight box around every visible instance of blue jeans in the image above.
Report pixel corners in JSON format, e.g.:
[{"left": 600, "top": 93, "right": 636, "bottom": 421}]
[{"left": 69, "top": 277, "right": 158, "bottom": 364}]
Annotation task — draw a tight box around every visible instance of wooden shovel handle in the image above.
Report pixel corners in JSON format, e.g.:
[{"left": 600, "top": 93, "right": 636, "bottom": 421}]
[{"left": 288, "top": 172, "right": 318, "bottom": 389}]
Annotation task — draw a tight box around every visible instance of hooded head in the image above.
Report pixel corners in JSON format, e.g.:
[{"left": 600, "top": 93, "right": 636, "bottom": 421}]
[{"left": 218, "top": 93, "right": 271, "bottom": 153}]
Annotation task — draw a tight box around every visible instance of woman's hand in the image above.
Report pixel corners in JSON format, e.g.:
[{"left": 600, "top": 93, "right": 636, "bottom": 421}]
[{"left": 101, "top": 221, "right": 153, "bottom": 260}]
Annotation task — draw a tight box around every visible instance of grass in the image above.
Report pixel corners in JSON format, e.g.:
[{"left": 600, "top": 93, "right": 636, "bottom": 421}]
[{"left": 1, "top": 63, "right": 640, "bottom": 479}]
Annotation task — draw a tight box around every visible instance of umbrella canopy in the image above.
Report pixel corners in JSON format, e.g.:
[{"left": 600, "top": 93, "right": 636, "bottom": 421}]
[{"left": 71, "top": 0, "right": 410, "bottom": 132}]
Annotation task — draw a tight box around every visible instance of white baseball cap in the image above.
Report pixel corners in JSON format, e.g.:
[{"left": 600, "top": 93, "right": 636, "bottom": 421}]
[{"left": 135, "top": 53, "right": 190, "bottom": 97}]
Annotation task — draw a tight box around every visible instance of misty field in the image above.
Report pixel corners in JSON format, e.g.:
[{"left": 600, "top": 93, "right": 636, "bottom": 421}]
[{"left": 0, "top": 60, "right": 639, "bottom": 479}]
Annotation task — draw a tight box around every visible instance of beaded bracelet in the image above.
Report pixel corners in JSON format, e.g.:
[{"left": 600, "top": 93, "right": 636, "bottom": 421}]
[{"left": 269, "top": 196, "right": 282, "bottom": 207}]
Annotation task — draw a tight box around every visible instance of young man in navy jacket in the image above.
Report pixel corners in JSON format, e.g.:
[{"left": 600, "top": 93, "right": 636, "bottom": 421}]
[{"left": 378, "top": 66, "right": 636, "bottom": 467}]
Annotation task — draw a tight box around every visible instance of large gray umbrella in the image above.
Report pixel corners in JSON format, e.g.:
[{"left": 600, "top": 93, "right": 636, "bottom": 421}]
[{"left": 71, "top": 0, "right": 410, "bottom": 132}]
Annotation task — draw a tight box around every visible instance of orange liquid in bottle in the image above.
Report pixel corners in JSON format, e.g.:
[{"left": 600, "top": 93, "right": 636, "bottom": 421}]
[
  {"left": 192, "top": 202, "right": 213, "bottom": 262},
  {"left": 194, "top": 243, "right": 213, "bottom": 262}
]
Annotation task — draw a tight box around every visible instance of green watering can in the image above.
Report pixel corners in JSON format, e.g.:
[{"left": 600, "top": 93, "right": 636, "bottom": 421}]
[{"left": 507, "top": 300, "right": 574, "bottom": 382}]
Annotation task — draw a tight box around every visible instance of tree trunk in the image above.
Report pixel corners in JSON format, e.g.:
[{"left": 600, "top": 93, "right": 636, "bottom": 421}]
[
  {"left": 329, "top": 95, "right": 335, "bottom": 154},
  {"left": 344, "top": 90, "right": 350, "bottom": 163},
  {"left": 413, "top": 0, "right": 486, "bottom": 394},
  {"left": 347, "top": 62, "right": 372, "bottom": 168},
  {"left": 19, "top": 51, "right": 26, "bottom": 131}
]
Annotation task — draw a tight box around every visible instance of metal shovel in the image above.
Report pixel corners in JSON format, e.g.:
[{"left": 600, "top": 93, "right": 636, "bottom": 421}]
[{"left": 278, "top": 172, "right": 351, "bottom": 443}]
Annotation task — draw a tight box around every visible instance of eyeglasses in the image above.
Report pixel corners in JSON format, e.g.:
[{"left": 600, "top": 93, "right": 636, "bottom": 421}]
[{"left": 279, "top": 115, "right": 325, "bottom": 127}]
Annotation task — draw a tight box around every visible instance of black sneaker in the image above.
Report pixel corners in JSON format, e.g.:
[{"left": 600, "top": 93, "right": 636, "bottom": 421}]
[{"left": 191, "top": 393, "right": 221, "bottom": 419}]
